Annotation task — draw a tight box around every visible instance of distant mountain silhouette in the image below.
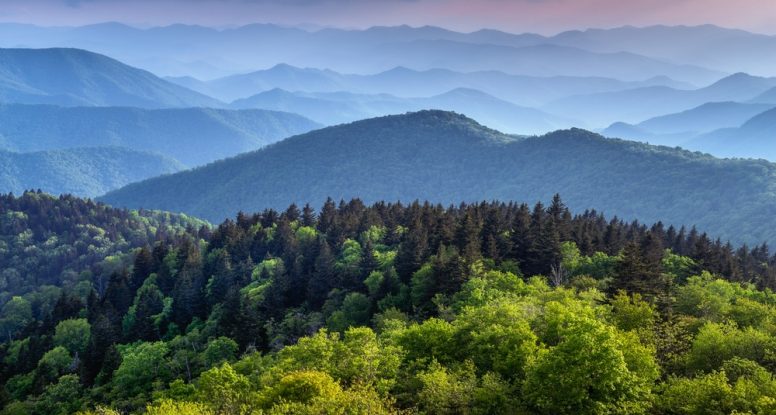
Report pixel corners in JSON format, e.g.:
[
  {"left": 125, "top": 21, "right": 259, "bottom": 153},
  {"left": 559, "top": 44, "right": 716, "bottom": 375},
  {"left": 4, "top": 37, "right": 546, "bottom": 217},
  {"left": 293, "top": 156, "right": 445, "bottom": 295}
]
[
  {"left": 751, "top": 86, "right": 776, "bottom": 104},
  {"left": 687, "top": 107, "right": 776, "bottom": 161},
  {"left": 601, "top": 102, "right": 774, "bottom": 145},
  {"left": 546, "top": 73, "right": 776, "bottom": 126},
  {"left": 172, "top": 63, "right": 694, "bottom": 105},
  {"left": 548, "top": 25, "right": 776, "bottom": 77},
  {"left": 0, "top": 23, "right": 726, "bottom": 83},
  {"left": 0, "top": 104, "right": 320, "bottom": 166},
  {"left": 230, "top": 88, "right": 575, "bottom": 134}
]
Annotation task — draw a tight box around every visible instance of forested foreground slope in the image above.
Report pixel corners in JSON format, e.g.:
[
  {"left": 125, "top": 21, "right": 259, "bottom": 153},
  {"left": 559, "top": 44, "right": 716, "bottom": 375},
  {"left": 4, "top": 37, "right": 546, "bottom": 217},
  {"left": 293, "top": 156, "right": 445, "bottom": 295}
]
[
  {"left": 102, "top": 110, "right": 776, "bottom": 246},
  {"left": 5, "top": 192, "right": 776, "bottom": 413}
]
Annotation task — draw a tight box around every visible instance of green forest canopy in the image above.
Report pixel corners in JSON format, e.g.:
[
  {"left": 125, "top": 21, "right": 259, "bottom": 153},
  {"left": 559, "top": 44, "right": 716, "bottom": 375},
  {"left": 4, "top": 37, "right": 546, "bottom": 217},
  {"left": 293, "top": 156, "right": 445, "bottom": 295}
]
[{"left": 3, "top": 192, "right": 776, "bottom": 414}]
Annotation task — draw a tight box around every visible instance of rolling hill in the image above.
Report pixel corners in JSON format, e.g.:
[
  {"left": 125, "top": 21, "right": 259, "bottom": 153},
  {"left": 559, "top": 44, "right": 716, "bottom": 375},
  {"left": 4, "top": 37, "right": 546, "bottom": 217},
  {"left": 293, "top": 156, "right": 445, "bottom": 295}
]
[
  {"left": 752, "top": 86, "right": 776, "bottom": 104},
  {"left": 546, "top": 73, "right": 776, "bottom": 126},
  {"left": 100, "top": 110, "right": 776, "bottom": 245},
  {"left": 601, "top": 102, "right": 774, "bottom": 145},
  {"left": 686, "top": 107, "right": 776, "bottom": 161},
  {"left": 0, "top": 104, "right": 320, "bottom": 166},
  {"left": 0, "top": 147, "right": 183, "bottom": 197},
  {"left": 0, "top": 48, "right": 222, "bottom": 107},
  {"left": 230, "top": 88, "right": 575, "bottom": 134}
]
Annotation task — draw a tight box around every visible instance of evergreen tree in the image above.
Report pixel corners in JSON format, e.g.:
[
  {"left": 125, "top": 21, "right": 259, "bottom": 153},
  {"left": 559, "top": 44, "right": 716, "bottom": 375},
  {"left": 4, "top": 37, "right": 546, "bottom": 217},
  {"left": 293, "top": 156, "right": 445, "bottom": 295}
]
[
  {"left": 130, "top": 246, "right": 153, "bottom": 293},
  {"left": 396, "top": 219, "right": 429, "bottom": 283},
  {"left": 307, "top": 238, "right": 336, "bottom": 309}
]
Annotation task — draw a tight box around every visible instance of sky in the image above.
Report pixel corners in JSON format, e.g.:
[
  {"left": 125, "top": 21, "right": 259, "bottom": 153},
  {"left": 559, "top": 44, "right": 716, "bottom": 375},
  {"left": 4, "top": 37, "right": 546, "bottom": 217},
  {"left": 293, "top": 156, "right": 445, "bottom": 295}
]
[{"left": 0, "top": 0, "right": 774, "bottom": 35}]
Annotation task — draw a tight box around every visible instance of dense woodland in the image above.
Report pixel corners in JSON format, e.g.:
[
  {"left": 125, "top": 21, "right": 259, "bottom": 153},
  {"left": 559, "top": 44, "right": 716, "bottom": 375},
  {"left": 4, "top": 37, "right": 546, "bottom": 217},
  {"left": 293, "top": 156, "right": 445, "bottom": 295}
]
[{"left": 4, "top": 191, "right": 776, "bottom": 414}]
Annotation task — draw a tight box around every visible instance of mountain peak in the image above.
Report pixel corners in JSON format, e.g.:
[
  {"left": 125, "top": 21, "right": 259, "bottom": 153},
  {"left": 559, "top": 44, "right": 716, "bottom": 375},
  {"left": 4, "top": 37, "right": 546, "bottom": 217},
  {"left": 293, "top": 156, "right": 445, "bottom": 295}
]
[
  {"left": 332, "top": 110, "right": 507, "bottom": 141},
  {"left": 707, "top": 72, "right": 761, "bottom": 86},
  {"left": 0, "top": 47, "right": 221, "bottom": 108}
]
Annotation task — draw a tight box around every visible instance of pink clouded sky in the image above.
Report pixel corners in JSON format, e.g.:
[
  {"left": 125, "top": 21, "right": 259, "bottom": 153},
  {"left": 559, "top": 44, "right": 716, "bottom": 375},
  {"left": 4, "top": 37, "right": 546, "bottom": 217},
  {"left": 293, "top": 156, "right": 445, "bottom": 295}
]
[{"left": 0, "top": 0, "right": 773, "bottom": 35}]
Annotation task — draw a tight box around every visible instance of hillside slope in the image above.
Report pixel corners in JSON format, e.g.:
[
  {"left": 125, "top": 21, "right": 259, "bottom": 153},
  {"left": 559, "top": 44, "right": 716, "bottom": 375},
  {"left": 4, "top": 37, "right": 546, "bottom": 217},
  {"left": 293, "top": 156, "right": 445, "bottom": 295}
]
[
  {"left": 0, "top": 48, "right": 221, "bottom": 107},
  {"left": 546, "top": 73, "right": 776, "bottom": 126},
  {"left": 0, "top": 147, "right": 183, "bottom": 197},
  {"left": 101, "top": 110, "right": 776, "bottom": 245},
  {"left": 600, "top": 102, "right": 774, "bottom": 146},
  {"left": 687, "top": 107, "right": 776, "bottom": 161}
]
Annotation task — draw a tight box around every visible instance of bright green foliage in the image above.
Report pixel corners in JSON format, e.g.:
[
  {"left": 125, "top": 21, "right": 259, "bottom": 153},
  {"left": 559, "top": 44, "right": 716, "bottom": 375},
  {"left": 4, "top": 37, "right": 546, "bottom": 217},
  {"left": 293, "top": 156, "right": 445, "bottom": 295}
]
[
  {"left": 609, "top": 292, "right": 657, "bottom": 333},
  {"left": 196, "top": 363, "right": 253, "bottom": 414},
  {"left": 38, "top": 346, "right": 72, "bottom": 376},
  {"left": 295, "top": 226, "right": 318, "bottom": 245},
  {"left": 416, "top": 361, "right": 478, "bottom": 414},
  {"left": 656, "top": 361, "right": 776, "bottom": 415},
  {"left": 522, "top": 317, "right": 659, "bottom": 414},
  {"left": 53, "top": 318, "right": 91, "bottom": 355},
  {"left": 574, "top": 251, "right": 621, "bottom": 282},
  {"left": 327, "top": 292, "right": 372, "bottom": 331},
  {"left": 662, "top": 250, "right": 698, "bottom": 282},
  {"left": 452, "top": 301, "right": 539, "bottom": 380},
  {"left": 146, "top": 400, "right": 214, "bottom": 415},
  {"left": 111, "top": 342, "right": 171, "bottom": 406},
  {"left": 202, "top": 337, "right": 238, "bottom": 367},
  {"left": 33, "top": 374, "right": 85, "bottom": 415},
  {"left": 252, "top": 258, "right": 285, "bottom": 280},
  {"left": 452, "top": 270, "right": 530, "bottom": 309},
  {"left": 0, "top": 296, "right": 32, "bottom": 339},
  {"left": 684, "top": 322, "right": 776, "bottom": 374}
]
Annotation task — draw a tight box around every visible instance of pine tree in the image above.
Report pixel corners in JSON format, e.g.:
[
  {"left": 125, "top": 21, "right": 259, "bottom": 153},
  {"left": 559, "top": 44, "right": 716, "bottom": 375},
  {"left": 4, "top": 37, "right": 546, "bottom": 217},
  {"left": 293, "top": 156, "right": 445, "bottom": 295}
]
[
  {"left": 301, "top": 204, "right": 317, "bottom": 227},
  {"left": 455, "top": 210, "right": 481, "bottom": 262},
  {"left": 396, "top": 219, "right": 428, "bottom": 283},
  {"left": 610, "top": 235, "right": 667, "bottom": 303},
  {"left": 130, "top": 246, "right": 153, "bottom": 292},
  {"left": 205, "top": 249, "right": 234, "bottom": 307},
  {"left": 307, "top": 238, "right": 336, "bottom": 309}
]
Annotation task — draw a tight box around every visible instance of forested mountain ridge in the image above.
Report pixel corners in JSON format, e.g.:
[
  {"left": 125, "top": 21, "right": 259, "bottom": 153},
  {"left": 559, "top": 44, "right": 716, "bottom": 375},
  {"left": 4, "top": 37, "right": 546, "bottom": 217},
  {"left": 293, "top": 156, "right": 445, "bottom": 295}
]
[
  {"left": 0, "top": 148, "right": 183, "bottom": 197},
  {"left": 0, "top": 104, "right": 321, "bottom": 167},
  {"left": 101, "top": 110, "right": 776, "bottom": 246},
  {"left": 4, "top": 192, "right": 776, "bottom": 413},
  {"left": 0, "top": 48, "right": 221, "bottom": 108}
]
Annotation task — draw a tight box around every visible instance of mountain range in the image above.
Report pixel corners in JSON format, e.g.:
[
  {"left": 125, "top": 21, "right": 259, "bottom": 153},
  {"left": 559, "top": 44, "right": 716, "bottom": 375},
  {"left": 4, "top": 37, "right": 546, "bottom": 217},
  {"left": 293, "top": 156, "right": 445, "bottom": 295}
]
[
  {"left": 0, "top": 104, "right": 320, "bottom": 167},
  {"left": 100, "top": 110, "right": 776, "bottom": 246},
  {"left": 167, "top": 63, "right": 693, "bottom": 105},
  {"left": 0, "top": 22, "right": 731, "bottom": 83},
  {"left": 601, "top": 102, "right": 774, "bottom": 145},
  {"left": 230, "top": 88, "right": 574, "bottom": 134},
  {"left": 685, "top": 108, "right": 776, "bottom": 160},
  {"left": 545, "top": 73, "right": 776, "bottom": 126}
]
